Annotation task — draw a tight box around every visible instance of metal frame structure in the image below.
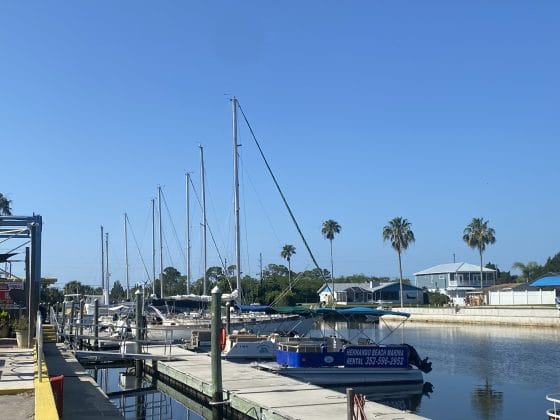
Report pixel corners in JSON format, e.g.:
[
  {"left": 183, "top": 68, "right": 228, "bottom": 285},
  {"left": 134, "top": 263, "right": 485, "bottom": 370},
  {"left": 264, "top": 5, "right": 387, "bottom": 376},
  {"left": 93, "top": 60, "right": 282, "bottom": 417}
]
[{"left": 0, "top": 215, "right": 42, "bottom": 339}]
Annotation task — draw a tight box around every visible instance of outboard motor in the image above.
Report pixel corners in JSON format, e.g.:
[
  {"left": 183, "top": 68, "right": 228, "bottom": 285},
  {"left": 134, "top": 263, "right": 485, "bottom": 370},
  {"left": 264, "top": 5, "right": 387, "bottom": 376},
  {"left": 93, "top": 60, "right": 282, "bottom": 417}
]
[{"left": 404, "top": 343, "right": 432, "bottom": 374}]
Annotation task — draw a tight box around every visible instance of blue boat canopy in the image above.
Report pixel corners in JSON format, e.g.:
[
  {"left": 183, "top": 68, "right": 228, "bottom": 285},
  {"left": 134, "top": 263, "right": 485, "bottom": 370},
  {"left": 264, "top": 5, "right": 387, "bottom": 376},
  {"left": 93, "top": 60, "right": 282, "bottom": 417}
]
[
  {"left": 530, "top": 274, "right": 560, "bottom": 287},
  {"left": 313, "top": 307, "right": 410, "bottom": 318}
]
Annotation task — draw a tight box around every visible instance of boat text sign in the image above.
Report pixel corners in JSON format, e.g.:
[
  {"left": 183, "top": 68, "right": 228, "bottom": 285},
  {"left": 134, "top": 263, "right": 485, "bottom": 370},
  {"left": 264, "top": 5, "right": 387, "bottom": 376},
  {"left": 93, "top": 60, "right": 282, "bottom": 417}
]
[{"left": 344, "top": 346, "right": 409, "bottom": 368}]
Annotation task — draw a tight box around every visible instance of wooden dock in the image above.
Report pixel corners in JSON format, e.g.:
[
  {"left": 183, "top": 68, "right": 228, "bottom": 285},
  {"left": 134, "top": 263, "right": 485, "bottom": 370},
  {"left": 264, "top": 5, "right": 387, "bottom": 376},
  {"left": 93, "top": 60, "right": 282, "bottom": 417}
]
[{"left": 144, "top": 345, "right": 426, "bottom": 419}]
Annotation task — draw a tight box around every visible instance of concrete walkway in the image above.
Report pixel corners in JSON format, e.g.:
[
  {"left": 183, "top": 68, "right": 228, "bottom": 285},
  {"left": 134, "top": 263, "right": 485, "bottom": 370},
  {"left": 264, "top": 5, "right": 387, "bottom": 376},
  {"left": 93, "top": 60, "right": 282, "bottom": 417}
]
[
  {"left": 43, "top": 342, "right": 123, "bottom": 419},
  {"left": 0, "top": 338, "right": 35, "bottom": 419}
]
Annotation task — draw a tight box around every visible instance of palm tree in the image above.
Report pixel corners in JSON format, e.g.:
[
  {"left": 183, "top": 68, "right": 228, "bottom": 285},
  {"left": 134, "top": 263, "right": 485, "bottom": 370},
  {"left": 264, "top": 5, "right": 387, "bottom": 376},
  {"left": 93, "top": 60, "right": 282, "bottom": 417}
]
[
  {"left": 511, "top": 261, "right": 541, "bottom": 283},
  {"left": 382, "top": 217, "right": 415, "bottom": 307},
  {"left": 463, "top": 218, "right": 496, "bottom": 290},
  {"left": 280, "top": 244, "right": 296, "bottom": 291},
  {"left": 321, "top": 219, "right": 341, "bottom": 303},
  {"left": 0, "top": 194, "right": 12, "bottom": 216}
]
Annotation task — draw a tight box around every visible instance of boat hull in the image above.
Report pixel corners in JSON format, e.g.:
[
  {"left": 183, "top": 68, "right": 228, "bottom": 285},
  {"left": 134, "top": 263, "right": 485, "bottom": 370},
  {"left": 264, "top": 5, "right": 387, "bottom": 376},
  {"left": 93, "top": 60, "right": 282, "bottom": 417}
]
[{"left": 257, "top": 363, "right": 423, "bottom": 385}]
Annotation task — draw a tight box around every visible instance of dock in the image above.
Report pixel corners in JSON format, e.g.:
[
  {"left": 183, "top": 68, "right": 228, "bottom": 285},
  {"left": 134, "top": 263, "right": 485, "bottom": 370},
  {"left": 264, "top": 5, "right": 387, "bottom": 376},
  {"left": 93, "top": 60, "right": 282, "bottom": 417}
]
[{"left": 143, "top": 345, "right": 426, "bottom": 419}]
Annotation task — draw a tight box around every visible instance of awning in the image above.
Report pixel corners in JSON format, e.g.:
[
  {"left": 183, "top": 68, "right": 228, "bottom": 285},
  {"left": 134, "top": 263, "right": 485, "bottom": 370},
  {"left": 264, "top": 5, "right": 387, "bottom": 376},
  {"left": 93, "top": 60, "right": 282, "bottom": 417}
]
[{"left": 530, "top": 274, "right": 560, "bottom": 287}]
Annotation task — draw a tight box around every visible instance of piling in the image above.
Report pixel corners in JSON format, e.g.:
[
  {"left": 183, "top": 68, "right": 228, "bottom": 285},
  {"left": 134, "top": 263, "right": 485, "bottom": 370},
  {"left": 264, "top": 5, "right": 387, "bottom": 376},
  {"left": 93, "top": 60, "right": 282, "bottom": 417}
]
[
  {"left": 69, "top": 300, "right": 75, "bottom": 337},
  {"left": 135, "top": 290, "right": 143, "bottom": 378},
  {"left": 347, "top": 388, "right": 354, "bottom": 420},
  {"left": 211, "top": 286, "right": 223, "bottom": 419},
  {"left": 225, "top": 301, "right": 231, "bottom": 334},
  {"left": 93, "top": 299, "right": 99, "bottom": 350},
  {"left": 79, "top": 299, "right": 84, "bottom": 350},
  {"left": 61, "top": 302, "right": 66, "bottom": 339}
]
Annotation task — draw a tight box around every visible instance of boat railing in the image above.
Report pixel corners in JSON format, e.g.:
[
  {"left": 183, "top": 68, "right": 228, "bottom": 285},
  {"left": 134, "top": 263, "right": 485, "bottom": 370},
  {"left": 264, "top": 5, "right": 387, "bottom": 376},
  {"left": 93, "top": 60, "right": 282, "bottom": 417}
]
[{"left": 546, "top": 394, "right": 560, "bottom": 419}]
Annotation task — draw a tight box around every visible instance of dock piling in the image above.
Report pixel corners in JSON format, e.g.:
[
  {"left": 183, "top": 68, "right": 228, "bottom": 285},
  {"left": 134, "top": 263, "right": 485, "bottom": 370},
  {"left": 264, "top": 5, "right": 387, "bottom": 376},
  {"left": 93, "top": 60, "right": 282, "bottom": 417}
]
[
  {"left": 225, "top": 301, "right": 231, "bottom": 334},
  {"left": 135, "top": 290, "right": 143, "bottom": 378},
  {"left": 211, "top": 286, "right": 224, "bottom": 419},
  {"left": 347, "top": 388, "right": 354, "bottom": 420},
  {"left": 93, "top": 299, "right": 99, "bottom": 350}
]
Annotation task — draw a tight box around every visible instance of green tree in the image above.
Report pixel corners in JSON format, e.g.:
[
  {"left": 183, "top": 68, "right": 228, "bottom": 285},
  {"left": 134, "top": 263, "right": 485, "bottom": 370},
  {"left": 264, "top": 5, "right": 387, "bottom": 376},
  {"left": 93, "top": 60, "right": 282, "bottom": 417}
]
[
  {"left": 383, "top": 217, "right": 415, "bottom": 307},
  {"left": 110, "top": 280, "right": 127, "bottom": 302},
  {"left": 321, "top": 219, "right": 341, "bottom": 303},
  {"left": 463, "top": 218, "right": 496, "bottom": 289},
  {"left": 511, "top": 261, "right": 541, "bottom": 283},
  {"left": 280, "top": 244, "right": 296, "bottom": 291},
  {"left": 0, "top": 193, "right": 12, "bottom": 216}
]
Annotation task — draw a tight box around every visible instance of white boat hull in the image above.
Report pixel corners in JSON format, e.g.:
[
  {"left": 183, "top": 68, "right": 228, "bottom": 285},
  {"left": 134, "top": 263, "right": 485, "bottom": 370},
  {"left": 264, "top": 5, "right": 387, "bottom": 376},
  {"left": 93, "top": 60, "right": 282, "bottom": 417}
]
[{"left": 256, "top": 363, "right": 424, "bottom": 385}]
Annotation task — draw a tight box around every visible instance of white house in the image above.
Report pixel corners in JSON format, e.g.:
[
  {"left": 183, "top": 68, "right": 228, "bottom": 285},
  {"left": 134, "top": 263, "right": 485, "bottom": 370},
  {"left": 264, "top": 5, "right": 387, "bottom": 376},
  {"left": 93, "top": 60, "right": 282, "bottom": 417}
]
[{"left": 414, "top": 262, "right": 497, "bottom": 305}]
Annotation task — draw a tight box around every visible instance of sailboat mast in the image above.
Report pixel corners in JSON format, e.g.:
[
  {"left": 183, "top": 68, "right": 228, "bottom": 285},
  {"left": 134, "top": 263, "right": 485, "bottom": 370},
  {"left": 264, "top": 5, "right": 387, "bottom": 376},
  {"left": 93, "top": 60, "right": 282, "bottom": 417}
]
[
  {"left": 200, "top": 146, "right": 207, "bottom": 296},
  {"left": 101, "top": 225, "right": 106, "bottom": 304},
  {"left": 158, "top": 185, "right": 164, "bottom": 298},
  {"left": 151, "top": 198, "right": 156, "bottom": 296},
  {"left": 105, "top": 232, "right": 110, "bottom": 300},
  {"left": 186, "top": 172, "right": 191, "bottom": 294},
  {"left": 124, "top": 212, "right": 130, "bottom": 301},
  {"left": 232, "top": 96, "right": 242, "bottom": 300}
]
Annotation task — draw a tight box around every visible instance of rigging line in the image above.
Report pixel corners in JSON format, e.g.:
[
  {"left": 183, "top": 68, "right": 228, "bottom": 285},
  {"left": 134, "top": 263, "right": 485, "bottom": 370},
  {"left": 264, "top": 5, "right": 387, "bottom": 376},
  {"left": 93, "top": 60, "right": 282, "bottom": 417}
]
[
  {"left": 237, "top": 101, "right": 329, "bottom": 285},
  {"left": 5, "top": 239, "right": 31, "bottom": 255},
  {"left": 188, "top": 176, "right": 227, "bottom": 271},
  {"left": 161, "top": 189, "right": 186, "bottom": 264},
  {"left": 162, "top": 224, "right": 175, "bottom": 269},
  {"left": 126, "top": 215, "right": 152, "bottom": 283},
  {"left": 238, "top": 154, "right": 283, "bottom": 247},
  {"left": 269, "top": 263, "right": 311, "bottom": 307},
  {"left": 204, "top": 170, "right": 228, "bottom": 257}
]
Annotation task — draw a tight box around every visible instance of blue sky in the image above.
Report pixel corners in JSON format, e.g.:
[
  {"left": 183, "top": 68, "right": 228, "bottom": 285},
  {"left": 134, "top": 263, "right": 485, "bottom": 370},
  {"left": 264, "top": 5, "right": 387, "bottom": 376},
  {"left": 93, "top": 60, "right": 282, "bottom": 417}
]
[{"left": 1, "top": 2, "right": 559, "bottom": 288}]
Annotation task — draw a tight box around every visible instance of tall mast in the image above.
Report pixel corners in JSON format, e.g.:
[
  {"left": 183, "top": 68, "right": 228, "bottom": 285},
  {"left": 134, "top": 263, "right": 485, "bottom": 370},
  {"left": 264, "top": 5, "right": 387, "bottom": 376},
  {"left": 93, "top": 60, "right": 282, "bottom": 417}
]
[
  {"left": 151, "top": 198, "right": 156, "bottom": 296},
  {"left": 232, "top": 96, "right": 242, "bottom": 299},
  {"left": 124, "top": 212, "right": 130, "bottom": 301},
  {"left": 101, "top": 225, "right": 106, "bottom": 304},
  {"left": 105, "top": 232, "right": 110, "bottom": 300},
  {"left": 200, "top": 145, "right": 207, "bottom": 296},
  {"left": 186, "top": 173, "right": 192, "bottom": 294},
  {"left": 158, "top": 185, "right": 164, "bottom": 298}
]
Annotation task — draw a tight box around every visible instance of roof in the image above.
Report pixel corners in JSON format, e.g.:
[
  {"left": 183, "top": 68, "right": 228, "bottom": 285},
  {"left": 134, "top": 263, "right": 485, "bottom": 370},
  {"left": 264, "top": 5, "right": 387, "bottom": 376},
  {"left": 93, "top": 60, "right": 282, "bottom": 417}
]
[
  {"left": 317, "top": 282, "right": 372, "bottom": 294},
  {"left": 530, "top": 274, "right": 560, "bottom": 287},
  {"left": 414, "top": 262, "right": 496, "bottom": 276}
]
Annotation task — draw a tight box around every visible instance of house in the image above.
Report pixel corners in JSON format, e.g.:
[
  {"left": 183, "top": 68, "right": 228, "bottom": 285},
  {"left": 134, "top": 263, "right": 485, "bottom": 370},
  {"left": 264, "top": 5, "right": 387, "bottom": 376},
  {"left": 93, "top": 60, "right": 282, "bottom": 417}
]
[
  {"left": 414, "top": 262, "right": 497, "bottom": 305},
  {"left": 317, "top": 281, "right": 425, "bottom": 305}
]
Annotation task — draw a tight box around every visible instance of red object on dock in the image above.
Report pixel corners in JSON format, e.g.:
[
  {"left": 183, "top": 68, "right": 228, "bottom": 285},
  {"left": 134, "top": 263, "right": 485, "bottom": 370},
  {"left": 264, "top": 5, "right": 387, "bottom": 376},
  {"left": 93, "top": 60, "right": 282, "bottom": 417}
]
[{"left": 49, "top": 374, "right": 64, "bottom": 417}]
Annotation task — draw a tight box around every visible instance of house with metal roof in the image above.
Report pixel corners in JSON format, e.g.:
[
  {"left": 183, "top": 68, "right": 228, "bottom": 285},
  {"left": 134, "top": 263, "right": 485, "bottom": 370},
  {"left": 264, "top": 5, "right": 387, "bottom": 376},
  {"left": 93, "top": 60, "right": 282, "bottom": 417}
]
[
  {"left": 318, "top": 281, "right": 425, "bottom": 305},
  {"left": 414, "top": 262, "right": 497, "bottom": 305}
]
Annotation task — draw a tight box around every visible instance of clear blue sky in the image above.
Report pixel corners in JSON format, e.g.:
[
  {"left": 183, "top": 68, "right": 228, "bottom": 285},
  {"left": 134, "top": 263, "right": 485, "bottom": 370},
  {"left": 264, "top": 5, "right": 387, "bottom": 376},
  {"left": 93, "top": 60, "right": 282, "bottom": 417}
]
[{"left": 2, "top": 1, "right": 559, "bottom": 288}]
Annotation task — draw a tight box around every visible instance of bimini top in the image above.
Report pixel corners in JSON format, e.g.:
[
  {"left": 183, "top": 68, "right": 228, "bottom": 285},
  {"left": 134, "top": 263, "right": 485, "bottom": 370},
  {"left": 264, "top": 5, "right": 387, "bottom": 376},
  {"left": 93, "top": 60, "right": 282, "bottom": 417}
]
[
  {"left": 234, "top": 304, "right": 272, "bottom": 313},
  {"left": 530, "top": 274, "right": 560, "bottom": 287}
]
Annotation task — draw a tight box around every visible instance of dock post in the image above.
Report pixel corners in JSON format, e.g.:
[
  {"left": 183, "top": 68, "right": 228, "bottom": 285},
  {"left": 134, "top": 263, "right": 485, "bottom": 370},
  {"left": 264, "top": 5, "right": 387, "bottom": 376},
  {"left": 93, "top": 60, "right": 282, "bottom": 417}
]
[
  {"left": 211, "top": 286, "right": 223, "bottom": 419},
  {"left": 79, "top": 299, "right": 84, "bottom": 350},
  {"left": 135, "top": 289, "right": 143, "bottom": 378},
  {"left": 225, "top": 301, "right": 231, "bottom": 334},
  {"left": 61, "top": 302, "right": 67, "bottom": 339},
  {"left": 69, "top": 300, "right": 75, "bottom": 338},
  {"left": 347, "top": 388, "right": 354, "bottom": 420},
  {"left": 93, "top": 299, "right": 99, "bottom": 350}
]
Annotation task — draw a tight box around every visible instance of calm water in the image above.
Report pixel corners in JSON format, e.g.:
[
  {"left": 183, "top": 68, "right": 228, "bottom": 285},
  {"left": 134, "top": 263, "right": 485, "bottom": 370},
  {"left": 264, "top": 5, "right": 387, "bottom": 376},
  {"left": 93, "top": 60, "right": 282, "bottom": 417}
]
[
  {"left": 322, "top": 321, "right": 560, "bottom": 420},
  {"left": 89, "top": 366, "right": 204, "bottom": 420}
]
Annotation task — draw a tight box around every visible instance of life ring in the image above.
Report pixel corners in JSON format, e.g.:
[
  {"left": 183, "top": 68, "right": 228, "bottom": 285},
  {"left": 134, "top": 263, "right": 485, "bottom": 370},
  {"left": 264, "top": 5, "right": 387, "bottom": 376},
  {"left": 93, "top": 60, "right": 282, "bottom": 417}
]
[{"left": 220, "top": 327, "right": 227, "bottom": 351}]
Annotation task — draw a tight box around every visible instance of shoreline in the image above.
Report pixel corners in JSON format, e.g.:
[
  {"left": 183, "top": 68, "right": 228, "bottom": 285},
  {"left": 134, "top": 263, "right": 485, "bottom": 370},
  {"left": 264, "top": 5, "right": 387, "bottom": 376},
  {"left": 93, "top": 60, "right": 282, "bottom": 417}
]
[{"left": 382, "top": 306, "right": 560, "bottom": 328}]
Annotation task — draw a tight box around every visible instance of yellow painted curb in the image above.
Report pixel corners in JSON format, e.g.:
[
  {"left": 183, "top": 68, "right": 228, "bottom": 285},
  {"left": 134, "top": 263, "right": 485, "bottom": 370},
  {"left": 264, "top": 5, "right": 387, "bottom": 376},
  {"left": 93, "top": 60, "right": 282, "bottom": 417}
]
[{"left": 34, "top": 349, "right": 59, "bottom": 420}]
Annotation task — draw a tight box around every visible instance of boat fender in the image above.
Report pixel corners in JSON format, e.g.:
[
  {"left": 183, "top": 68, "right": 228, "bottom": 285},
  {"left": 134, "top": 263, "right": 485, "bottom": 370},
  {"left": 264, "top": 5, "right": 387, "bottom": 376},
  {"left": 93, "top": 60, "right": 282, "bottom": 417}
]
[{"left": 220, "top": 327, "right": 227, "bottom": 351}]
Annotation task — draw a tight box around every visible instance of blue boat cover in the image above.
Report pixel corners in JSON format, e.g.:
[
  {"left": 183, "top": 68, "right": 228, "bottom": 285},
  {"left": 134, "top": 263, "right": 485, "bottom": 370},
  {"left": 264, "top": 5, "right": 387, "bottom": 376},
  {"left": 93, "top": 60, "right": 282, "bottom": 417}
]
[
  {"left": 233, "top": 304, "right": 271, "bottom": 312},
  {"left": 530, "top": 275, "right": 560, "bottom": 287}
]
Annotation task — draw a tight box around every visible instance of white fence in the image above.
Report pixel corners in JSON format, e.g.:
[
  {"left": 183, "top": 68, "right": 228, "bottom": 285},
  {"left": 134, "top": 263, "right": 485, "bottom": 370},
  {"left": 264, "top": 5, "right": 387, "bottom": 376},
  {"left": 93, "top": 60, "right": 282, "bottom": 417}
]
[{"left": 488, "top": 289, "right": 555, "bottom": 305}]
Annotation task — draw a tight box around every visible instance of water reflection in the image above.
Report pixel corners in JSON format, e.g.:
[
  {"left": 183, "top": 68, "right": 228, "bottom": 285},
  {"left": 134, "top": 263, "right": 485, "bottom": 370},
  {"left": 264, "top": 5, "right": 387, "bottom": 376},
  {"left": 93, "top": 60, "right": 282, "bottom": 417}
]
[
  {"left": 471, "top": 379, "right": 503, "bottom": 420},
  {"left": 330, "top": 382, "right": 434, "bottom": 413},
  {"left": 87, "top": 366, "right": 203, "bottom": 420}
]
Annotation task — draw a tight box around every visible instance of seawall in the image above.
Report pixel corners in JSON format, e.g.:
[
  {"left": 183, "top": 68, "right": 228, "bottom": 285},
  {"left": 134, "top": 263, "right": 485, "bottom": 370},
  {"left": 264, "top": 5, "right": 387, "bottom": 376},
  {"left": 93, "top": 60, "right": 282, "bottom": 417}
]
[{"left": 383, "top": 306, "right": 560, "bottom": 327}]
